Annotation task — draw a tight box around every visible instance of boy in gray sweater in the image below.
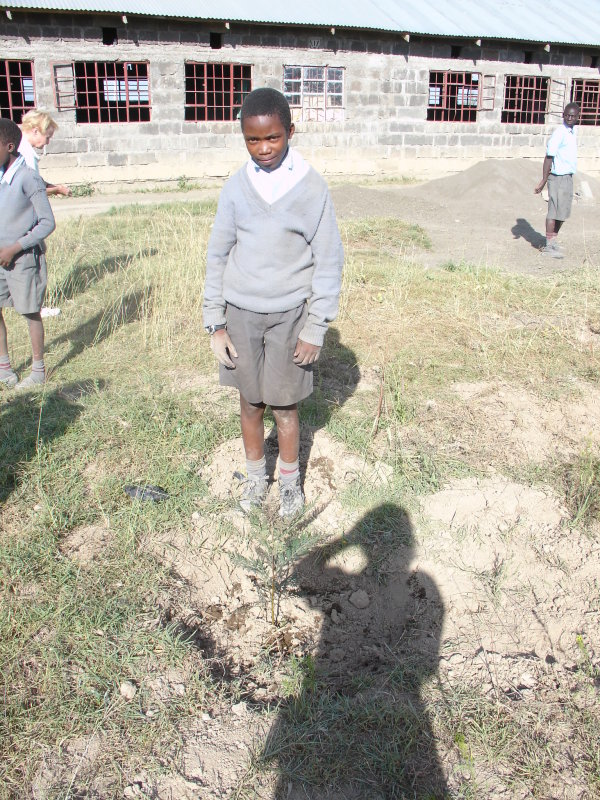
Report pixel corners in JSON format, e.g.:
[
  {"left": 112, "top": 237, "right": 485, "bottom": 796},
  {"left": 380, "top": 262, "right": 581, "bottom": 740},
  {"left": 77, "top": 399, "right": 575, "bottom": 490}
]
[
  {"left": 203, "top": 88, "right": 344, "bottom": 516},
  {"left": 0, "top": 118, "right": 55, "bottom": 389}
]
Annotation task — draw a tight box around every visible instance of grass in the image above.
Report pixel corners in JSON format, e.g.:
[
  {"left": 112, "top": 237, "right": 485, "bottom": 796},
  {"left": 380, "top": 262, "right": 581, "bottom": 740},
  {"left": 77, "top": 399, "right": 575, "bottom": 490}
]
[{"left": 1, "top": 197, "right": 599, "bottom": 798}]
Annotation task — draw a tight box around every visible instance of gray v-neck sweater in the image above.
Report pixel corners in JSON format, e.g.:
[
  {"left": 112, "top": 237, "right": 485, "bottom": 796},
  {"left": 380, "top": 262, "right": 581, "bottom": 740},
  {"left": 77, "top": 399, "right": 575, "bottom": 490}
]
[{"left": 203, "top": 164, "right": 344, "bottom": 346}]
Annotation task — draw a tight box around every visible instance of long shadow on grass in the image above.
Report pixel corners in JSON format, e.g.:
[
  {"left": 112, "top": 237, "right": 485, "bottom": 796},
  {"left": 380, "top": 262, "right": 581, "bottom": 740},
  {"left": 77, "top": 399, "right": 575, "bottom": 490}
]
[
  {"left": 512, "top": 218, "right": 545, "bottom": 250},
  {"left": 263, "top": 502, "right": 447, "bottom": 799},
  {"left": 47, "top": 289, "right": 151, "bottom": 374},
  {"left": 0, "top": 381, "right": 102, "bottom": 504},
  {"left": 46, "top": 248, "right": 158, "bottom": 304}
]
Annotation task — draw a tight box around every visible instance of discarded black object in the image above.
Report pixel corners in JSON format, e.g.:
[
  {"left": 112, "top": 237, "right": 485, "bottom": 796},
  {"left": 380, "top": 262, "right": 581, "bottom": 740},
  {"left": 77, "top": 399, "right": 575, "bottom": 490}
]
[{"left": 124, "top": 484, "right": 170, "bottom": 501}]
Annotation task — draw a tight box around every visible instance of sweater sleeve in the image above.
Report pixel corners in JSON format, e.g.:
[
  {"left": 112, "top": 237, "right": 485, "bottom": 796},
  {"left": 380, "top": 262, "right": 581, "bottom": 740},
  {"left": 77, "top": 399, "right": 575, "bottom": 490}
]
[
  {"left": 203, "top": 181, "right": 238, "bottom": 328},
  {"left": 298, "top": 188, "right": 344, "bottom": 346},
  {"left": 17, "top": 171, "right": 56, "bottom": 251}
]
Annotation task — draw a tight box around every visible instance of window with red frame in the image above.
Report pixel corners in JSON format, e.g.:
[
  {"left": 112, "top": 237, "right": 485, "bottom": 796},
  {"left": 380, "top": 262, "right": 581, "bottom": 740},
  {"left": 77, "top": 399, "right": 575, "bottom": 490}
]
[
  {"left": 184, "top": 62, "right": 251, "bottom": 121},
  {"left": 501, "top": 75, "right": 549, "bottom": 124},
  {"left": 0, "top": 60, "right": 35, "bottom": 122},
  {"left": 571, "top": 79, "right": 600, "bottom": 125},
  {"left": 72, "top": 61, "right": 150, "bottom": 123},
  {"left": 427, "top": 71, "right": 479, "bottom": 122}
]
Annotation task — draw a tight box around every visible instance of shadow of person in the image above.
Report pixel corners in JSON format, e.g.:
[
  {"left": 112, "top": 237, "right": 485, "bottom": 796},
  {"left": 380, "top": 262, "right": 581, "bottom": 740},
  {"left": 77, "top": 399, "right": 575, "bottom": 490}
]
[
  {"left": 46, "top": 248, "right": 158, "bottom": 304},
  {"left": 0, "top": 380, "right": 103, "bottom": 504},
  {"left": 264, "top": 325, "right": 360, "bottom": 480},
  {"left": 511, "top": 218, "right": 545, "bottom": 250},
  {"left": 262, "top": 503, "right": 446, "bottom": 799},
  {"left": 45, "top": 288, "right": 152, "bottom": 374}
]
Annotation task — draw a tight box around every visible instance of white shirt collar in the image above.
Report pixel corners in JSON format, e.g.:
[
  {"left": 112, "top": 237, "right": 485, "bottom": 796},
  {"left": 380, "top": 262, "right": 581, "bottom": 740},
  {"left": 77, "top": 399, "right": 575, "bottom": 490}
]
[
  {"left": 0, "top": 155, "right": 25, "bottom": 185},
  {"left": 249, "top": 146, "right": 293, "bottom": 174}
]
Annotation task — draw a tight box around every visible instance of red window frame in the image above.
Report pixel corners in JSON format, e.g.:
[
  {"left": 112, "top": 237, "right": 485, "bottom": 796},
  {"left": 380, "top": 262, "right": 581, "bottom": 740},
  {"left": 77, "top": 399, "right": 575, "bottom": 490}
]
[
  {"left": 571, "top": 78, "right": 600, "bottom": 126},
  {"left": 427, "top": 71, "right": 480, "bottom": 122},
  {"left": 0, "top": 59, "right": 36, "bottom": 122},
  {"left": 184, "top": 62, "right": 252, "bottom": 121},
  {"left": 72, "top": 61, "right": 151, "bottom": 123},
  {"left": 501, "top": 75, "right": 549, "bottom": 124}
]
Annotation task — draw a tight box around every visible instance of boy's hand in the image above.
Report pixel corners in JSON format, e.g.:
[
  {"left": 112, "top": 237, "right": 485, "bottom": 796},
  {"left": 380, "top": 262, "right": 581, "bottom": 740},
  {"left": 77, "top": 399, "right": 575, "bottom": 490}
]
[
  {"left": 0, "top": 242, "right": 22, "bottom": 267},
  {"left": 293, "top": 338, "right": 321, "bottom": 366},
  {"left": 210, "top": 329, "right": 238, "bottom": 368},
  {"left": 534, "top": 180, "right": 546, "bottom": 194}
]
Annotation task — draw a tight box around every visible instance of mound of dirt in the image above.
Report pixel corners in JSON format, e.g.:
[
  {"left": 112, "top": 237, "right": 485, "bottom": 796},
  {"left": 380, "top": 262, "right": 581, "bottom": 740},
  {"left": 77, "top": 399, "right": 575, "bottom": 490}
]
[{"left": 330, "top": 158, "right": 600, "bottom": 273}]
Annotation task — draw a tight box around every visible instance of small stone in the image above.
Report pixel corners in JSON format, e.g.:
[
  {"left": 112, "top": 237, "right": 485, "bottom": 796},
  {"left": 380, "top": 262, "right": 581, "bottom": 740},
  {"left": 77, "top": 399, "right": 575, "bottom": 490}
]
[
  {"left": 120, "top": 681, "right": 137, "bottom": 701},
  {"left": 202, "top": 712, "right": 212, "bottom": 721},
  {"left": 232, "top": 701, "right": 247, "bottom": 717},
  {"left": 191, "top": 511, "right": 201, "bottom": 522},
  {"left": 33, "top": 503, "right": 43, "bottom": 512},
  {"left": 330, "top": 648, "right": 345, "bottom": 662},
  {"left": 349, "top": 589, "right": 370, "bottom": 609},
  {"left": 519, "top": 672, "right": 536, "bottom": 689},
  {"left": 426, "top": 399, "right": 436, "bottom": 411},
  {"left": 123, "top": 783, "right": 143, "bottom": 798},
  {"left": 331, "top": 608, "right": 341, "bottom": 624}
]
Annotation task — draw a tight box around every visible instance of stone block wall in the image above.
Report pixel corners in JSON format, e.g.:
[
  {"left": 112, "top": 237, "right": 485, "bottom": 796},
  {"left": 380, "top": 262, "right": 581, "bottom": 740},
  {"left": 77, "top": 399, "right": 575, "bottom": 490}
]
[{"left": 1, "top": 11, "right": 599, "bottom": 187}]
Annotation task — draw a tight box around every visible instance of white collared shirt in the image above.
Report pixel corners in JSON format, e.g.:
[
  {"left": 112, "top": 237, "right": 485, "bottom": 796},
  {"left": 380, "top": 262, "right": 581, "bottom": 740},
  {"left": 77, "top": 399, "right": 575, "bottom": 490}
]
[
  {"left": 1, "top": 155, "right": 25, "bottom": 185},
  {"left": 547, "top": 123, "right": 577, "bottom": 175},
  {"left": 246, "top": 147, "right": 310, "bottom": 205},
  {"left": 18, "top": 136, "right": 40, "bottom": 172}
]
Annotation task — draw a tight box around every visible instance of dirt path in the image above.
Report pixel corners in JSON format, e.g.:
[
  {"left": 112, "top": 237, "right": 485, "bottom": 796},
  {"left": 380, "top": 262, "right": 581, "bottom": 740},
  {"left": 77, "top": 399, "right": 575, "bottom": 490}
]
[{"left": 51, "top": 159, "right": 600, "bottom": 276}]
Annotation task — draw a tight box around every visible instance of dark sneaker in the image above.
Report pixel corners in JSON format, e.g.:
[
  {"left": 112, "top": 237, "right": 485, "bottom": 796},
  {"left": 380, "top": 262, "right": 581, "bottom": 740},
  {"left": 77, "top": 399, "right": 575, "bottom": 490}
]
[
  {"left": 239, "top": 475, "right": 268, "bottom": 513},
  {"left": 279, "top": 477, "right": 304, "bottom": 517}
]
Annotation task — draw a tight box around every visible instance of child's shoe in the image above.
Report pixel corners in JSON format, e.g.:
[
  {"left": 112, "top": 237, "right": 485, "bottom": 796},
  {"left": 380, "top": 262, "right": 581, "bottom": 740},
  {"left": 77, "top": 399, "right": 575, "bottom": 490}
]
[
  {"left": 15, "top": 371, "right": 45, "bottom": 391},
  {"left": 239, "top": 475, "right": 268, "bottom": 513},
  {"left": 541, "top": 242, "right": 564, "bottom": 259},
  {"left": 0, "top": 369, "right": 18, "bottom": 388},
  {"left": 279, "top": 477, "right": 304, "bottom": 517}
]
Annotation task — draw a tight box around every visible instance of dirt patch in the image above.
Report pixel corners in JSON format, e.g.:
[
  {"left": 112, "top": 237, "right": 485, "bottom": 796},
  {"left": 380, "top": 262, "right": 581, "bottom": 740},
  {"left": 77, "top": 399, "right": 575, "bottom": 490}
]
[
  {"left": 331, "top": 159, "right": 600, "bottom": 275},
  {"left": 60, "top": 524, "right": 113, "bottom": 566}
]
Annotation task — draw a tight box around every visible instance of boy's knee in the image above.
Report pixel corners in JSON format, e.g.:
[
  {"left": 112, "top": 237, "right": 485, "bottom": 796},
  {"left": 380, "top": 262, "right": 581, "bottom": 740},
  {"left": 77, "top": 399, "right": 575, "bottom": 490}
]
[
  {"left": 24, "top": 311, "right": 42, "bottom": 322},
  {"left": 272, "top": 405, "right": 298, "bottom": 427}
]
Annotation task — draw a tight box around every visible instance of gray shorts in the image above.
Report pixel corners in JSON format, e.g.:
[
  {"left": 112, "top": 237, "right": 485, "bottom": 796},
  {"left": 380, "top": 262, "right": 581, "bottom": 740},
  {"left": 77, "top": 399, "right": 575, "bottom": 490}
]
[
  {"left": 0, "top": 248, "right": 47, "bottom": 314},
  {"left": 547, "top": 173, "right": 573, "bottom": 222},
  {"left": 220, "top": 302, "right": 313, "bottom": 406}
]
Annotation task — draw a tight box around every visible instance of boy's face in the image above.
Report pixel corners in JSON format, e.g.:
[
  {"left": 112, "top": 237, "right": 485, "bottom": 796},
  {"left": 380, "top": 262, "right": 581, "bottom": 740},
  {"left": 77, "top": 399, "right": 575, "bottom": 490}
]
[
  {"left": 563, "top": 106, "right": 580, "bottom": 128},
  {"left": 242, "top": 114, "right": 295, "bottom": 171},
  {"left": 0, "top": 138, "right": 16, "bottom": 169}
]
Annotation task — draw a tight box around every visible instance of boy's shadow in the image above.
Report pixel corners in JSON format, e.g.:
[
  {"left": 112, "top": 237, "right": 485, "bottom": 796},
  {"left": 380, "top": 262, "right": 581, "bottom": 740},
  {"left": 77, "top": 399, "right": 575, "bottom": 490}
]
[
  {"left": 46, "top": 289, "right": 151, "bottom": 373},
  {"left": 511, "top": 218, "right": 545, "bottom": 250},
  {"left": 0, "top": 380, "right": 104, "bottom": 504},
  {"left": 262, "top": 503, "right": 447, "bottom": 799},
  {"left": 47, "top": 248, "right": 158, "bottom": 304},
  {"left": 265, "top": 326, "right": 360, "bottom": 479}
]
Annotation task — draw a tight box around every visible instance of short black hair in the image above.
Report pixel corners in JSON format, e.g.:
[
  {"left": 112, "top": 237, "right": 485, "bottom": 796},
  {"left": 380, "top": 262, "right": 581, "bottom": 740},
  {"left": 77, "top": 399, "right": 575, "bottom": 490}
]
[
  {"left": 565, "top": 102, "right": 580, "bottom": 114},
  {"left": 0, "top": 117, "right": 22, "bottom": 148},
  {"left": 240, "top": 88, "right": 291, "bottom": 130}
]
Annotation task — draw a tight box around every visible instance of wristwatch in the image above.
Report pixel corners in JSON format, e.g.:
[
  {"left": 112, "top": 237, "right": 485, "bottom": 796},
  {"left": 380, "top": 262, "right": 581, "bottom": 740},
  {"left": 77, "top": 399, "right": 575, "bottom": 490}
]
[{"left": 205, "top": 323, "right": 227, "bottom": 335}]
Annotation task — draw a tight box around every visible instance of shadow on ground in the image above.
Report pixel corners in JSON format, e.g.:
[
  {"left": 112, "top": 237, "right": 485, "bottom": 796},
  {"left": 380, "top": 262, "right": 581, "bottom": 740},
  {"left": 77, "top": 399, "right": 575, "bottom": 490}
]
[
  {"left": 262, "top": 502, "right": 446, "bottom": 799},
  {"left": 0, "top": 379, "right": 104, "bottom": 504},
  {"left": 511, "top": 218, "right": 545, "bottom": 250},
  {"left": 47, "top": 289, "right": 151, "bottom": 373}
]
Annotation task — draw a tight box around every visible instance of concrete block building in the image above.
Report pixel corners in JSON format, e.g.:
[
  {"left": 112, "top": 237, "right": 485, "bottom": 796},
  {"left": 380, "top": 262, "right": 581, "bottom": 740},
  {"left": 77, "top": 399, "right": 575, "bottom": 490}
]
[{"left": 2, "top": 0, "right": 600, "bottom": 187}]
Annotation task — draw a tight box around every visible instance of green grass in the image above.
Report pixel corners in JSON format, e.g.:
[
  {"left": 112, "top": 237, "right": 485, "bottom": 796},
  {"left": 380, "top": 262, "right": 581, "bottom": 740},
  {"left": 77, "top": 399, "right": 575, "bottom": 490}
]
[{"left": 1, "top": 199, "right": 599, "bottom": 799}]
